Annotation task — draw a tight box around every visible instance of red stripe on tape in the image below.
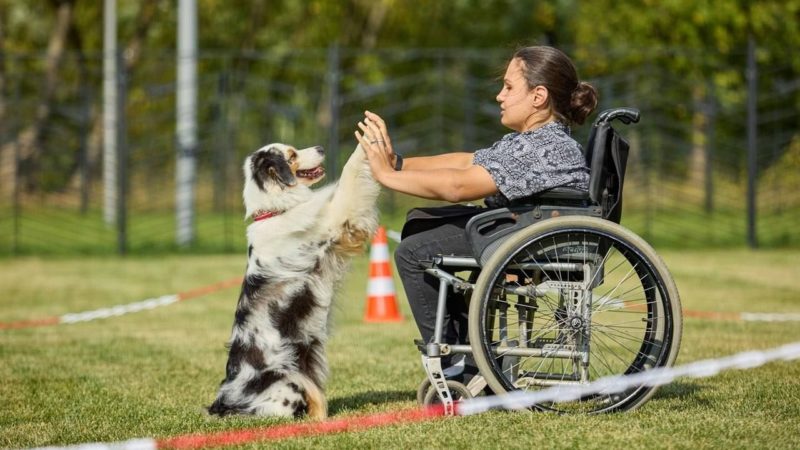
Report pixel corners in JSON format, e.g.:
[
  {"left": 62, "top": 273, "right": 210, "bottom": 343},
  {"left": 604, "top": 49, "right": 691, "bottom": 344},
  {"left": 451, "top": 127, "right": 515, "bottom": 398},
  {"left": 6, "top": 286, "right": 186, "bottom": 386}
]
[
  {"left": 177, "top": 277, "right": 243, "bottom": 302},
  {"left": 0, "top": 316, "right": 60, "bottom": 330},
  {"left": 158, "top": 405, "right": 446, "bottom": 449}
]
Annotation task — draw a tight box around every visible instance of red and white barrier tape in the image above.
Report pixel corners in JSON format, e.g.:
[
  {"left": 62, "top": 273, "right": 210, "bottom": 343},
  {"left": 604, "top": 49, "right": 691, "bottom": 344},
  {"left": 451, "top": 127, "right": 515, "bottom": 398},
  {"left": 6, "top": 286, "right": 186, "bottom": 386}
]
[
  {"left": 457, "top": 340, "right": 800, "bottom": 416},
  {"left": 29, "top": 340, "right": 800, "bottom": 450},
  {"left": 0, "top": 277, "right": 242, "bottom": 330}
]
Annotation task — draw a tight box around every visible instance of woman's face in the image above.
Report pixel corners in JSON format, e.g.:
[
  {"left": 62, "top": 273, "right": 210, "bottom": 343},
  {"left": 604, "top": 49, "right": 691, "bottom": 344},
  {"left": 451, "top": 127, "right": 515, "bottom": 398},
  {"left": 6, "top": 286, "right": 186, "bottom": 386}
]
[{"left": 496, "top": 58, "right": 537, "bottom": 132}]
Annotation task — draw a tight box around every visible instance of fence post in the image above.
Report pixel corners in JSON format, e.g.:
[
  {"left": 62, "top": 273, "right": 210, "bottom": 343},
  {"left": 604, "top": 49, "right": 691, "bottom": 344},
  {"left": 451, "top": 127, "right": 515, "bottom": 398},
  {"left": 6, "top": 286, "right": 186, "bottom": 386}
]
[
  {"left": 176, "top": 0, "right": 198, "bottom": 248},
  {"left": 11, "top": 58, "right": 21, "bottom": 254},
  {"left": 326, "top": 44, "right": 340, "bottom": 177},
  {"left": 116, "top": 53, "right": 128, "bottom": 256},
  {"left": 746, "top": 35, "right": 758, "bottom": 249},
  {"left": 103, "top": 0, "right": 117, "bottom": 226}
]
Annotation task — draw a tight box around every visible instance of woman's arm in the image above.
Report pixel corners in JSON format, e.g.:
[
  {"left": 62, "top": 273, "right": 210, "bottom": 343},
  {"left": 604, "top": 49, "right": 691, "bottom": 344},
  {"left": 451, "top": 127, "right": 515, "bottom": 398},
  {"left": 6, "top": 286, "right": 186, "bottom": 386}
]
[
  {"left": 401, "top": 152, "right": 475, "bottom": 171},
  {"left": 373, "top": 164, "right": 498, "bottom": 203}
]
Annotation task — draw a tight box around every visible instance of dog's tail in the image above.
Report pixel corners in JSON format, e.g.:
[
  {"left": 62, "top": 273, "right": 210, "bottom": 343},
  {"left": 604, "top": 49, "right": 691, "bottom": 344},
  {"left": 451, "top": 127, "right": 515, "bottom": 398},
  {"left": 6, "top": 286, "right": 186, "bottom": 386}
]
[{"left": 287, "top": 372, "right": 327, "bottom": 420}]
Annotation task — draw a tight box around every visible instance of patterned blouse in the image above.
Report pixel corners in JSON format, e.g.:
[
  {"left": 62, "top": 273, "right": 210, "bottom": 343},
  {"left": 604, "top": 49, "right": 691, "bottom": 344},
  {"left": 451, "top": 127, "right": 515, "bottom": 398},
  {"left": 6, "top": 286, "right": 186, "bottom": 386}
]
[{"left": 473, "top": 122, "right": 589, "bottom": 206}]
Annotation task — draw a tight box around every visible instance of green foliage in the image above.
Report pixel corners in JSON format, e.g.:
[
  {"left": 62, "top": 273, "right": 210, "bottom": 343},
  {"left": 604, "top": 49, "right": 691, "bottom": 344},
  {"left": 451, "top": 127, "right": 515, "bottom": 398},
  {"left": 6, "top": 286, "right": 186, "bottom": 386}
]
[{"left": 0, "top": 0, "right": 798, "bottom": 253}]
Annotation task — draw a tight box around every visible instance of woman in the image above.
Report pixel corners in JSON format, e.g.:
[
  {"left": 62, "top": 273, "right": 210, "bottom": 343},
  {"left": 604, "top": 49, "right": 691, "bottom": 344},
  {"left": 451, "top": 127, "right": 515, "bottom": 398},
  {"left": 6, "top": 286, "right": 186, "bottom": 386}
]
[{"left": 354, "top": 46, "right": 598, "bottom": 380}]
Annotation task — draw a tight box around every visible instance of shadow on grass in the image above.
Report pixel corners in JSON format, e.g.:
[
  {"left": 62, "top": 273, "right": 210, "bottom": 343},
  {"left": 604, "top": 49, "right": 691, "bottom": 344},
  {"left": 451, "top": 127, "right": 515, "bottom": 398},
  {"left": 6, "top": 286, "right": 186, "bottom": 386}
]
[
  {"left": 653, "top": 381, "right": 708, "bottom": 403},
  {"left": 329, "top": 389, "right": 415, "bottom": 414}
]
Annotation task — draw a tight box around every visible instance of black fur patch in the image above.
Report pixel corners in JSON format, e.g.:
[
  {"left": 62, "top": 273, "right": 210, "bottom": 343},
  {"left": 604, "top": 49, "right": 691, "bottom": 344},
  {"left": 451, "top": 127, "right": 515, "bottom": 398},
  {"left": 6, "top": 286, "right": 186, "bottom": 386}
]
[
  {"left": 242, "top": 273, "right": 269, "bottom": 300},
  {"left": 248, "top": 245, "right": 253, "bottom": 258},
  {"left": 243, "top": 370, "right": 284, "bottom": 396},
  {"left": 293, "top": 339, "right": 325, "bottom": 386},
  {"left": 233, "top": 308, "right": 248, "bottom": 328},
  {"left": 292, "top": 400, "right": 308, "bottom": 418},
  {"left": 250, "top": 148, "right": 296, "bottom": 190},
  {"left": 208, "top": 398, "right": 248, "bottom": 416},
  {"left": 225, "top": 338, "right": 267, "bottom": 381},
  {"left": 270, "top": 284, "right": 317, "bottom": 340}
]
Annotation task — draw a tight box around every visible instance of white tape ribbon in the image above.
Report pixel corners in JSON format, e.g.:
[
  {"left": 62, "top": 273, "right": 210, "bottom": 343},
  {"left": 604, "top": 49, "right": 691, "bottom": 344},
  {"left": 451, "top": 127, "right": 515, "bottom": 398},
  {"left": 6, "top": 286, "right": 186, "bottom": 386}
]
[
  {"left": 457, "top": 341, "right": 800, "bottom": 416},
  {"left": 60, "top": 295, "right": 179, "bottom": 324}
]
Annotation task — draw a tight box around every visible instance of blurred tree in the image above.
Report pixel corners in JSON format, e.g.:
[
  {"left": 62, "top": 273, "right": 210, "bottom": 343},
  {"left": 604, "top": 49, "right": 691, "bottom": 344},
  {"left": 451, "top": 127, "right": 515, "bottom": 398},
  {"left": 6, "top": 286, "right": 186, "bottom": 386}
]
[
  {"left": 572, "top": 0, "right": 800, "bottom": 202},
  {"left": 0, "top": 0, "right": 797, "bottom": 196}
]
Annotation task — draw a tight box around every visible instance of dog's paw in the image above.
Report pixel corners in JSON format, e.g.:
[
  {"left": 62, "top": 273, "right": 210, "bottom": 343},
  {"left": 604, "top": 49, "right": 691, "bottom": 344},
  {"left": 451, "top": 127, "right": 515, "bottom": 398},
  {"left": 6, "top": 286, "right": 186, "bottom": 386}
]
[{"left": 353, "top": 144, "right": 367, "bottom": 160}]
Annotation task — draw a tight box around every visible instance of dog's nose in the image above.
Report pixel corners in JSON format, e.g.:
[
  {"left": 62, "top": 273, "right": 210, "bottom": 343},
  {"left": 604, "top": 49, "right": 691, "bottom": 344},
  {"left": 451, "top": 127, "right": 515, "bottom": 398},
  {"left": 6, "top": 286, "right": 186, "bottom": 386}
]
[{"left": 314, "top": 146, "right": 324, "bottom": 155}]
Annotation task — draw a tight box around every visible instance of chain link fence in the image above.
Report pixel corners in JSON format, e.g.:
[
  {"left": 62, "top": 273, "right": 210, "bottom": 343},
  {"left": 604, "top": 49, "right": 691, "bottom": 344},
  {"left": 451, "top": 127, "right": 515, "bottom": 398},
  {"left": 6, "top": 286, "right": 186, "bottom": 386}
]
[{"left": 0, "top": 46, "right": 798, "bottom": 255}]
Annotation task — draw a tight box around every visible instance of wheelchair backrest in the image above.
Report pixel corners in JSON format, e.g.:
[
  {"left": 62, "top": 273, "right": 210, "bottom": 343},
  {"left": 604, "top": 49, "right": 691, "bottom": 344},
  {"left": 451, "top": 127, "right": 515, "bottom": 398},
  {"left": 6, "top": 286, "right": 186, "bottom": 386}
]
[{"left": 584, "top": 108, "right": 639, "bottom": 223}]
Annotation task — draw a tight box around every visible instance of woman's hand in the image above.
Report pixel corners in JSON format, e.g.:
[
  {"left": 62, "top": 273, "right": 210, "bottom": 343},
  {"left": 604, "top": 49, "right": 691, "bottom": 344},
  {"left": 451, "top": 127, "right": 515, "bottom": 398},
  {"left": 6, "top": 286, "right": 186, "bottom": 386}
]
[{"left": 354, "top": 111, "right": 396, "bottom": 182}]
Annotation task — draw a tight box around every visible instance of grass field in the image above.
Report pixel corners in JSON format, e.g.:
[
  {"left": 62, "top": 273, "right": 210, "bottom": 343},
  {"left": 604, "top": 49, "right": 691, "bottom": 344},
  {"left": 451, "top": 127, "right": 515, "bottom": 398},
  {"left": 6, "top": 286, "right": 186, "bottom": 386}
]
[{"left": 1, "top": 249, "right": 799, "bottom": 449}]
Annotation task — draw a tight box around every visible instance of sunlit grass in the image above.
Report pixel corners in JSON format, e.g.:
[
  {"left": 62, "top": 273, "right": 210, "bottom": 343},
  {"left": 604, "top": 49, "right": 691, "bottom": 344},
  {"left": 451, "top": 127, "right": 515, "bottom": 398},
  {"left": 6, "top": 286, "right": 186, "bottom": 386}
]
[{"left": 0, "top": 249, "right": 799, "bottom": 448}]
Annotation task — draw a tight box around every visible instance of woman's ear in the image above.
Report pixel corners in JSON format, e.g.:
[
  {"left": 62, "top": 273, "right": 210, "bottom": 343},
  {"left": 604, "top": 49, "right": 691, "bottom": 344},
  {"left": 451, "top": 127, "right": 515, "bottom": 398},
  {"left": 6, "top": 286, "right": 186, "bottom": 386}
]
[{"left": 531, "top": 85, "right": 550, "bottom": 108}]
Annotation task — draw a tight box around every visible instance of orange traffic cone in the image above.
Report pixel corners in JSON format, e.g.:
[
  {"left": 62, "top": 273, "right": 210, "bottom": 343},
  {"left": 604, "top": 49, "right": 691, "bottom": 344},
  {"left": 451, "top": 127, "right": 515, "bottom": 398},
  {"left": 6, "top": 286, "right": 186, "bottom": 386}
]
[{"left": 364, "top": 226, "right": 403, "bottom": 323}]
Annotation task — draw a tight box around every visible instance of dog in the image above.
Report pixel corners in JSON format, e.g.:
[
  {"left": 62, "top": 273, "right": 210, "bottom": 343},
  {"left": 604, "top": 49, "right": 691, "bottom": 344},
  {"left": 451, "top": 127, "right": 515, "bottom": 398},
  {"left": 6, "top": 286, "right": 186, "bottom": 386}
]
[{"left": 208, "top": 143, "right": 379, "bottom": 419}]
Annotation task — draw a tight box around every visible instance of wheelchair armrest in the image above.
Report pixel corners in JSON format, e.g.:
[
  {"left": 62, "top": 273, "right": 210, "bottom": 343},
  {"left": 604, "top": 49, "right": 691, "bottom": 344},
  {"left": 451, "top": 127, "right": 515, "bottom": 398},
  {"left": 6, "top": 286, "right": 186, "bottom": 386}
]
[{"left": 464, "top": 207, "right": 540, "bottom": 266}]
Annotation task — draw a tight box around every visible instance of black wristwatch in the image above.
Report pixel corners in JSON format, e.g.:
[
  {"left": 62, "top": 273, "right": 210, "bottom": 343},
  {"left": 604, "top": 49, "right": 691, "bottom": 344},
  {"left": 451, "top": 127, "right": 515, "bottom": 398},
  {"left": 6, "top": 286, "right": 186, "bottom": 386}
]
[{"left": 394, "top": 153, "right": 404, "bottom": 171}]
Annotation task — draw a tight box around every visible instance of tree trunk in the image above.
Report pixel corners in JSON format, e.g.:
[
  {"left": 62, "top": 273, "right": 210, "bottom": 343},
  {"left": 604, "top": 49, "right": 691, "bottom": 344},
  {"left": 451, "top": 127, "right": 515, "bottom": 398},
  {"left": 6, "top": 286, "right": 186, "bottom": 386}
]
[
  {"left": 688, "top": 83, "right": 710, "bottom": 207},
  {"left": 0, "top": 6, "right": 10, "bottom": 202},
  {"left": 0, "top": 0, "right": 74, "bottom": 195}
]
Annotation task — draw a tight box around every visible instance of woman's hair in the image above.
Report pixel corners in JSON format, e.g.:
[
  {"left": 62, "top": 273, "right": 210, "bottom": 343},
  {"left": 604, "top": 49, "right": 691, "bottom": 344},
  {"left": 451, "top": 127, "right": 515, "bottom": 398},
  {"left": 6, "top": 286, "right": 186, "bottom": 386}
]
[{"left": 512, "top": 46, "right": 598, "bottom": 126}]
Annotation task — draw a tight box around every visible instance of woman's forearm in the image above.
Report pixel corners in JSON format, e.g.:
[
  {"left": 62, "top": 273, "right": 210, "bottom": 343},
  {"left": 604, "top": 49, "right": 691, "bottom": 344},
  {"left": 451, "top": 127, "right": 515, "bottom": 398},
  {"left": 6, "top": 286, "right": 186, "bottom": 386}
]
[
  {"left": 400, "top": 152, "right": 474, "bottom": 171},
  {"left": 376, "top": 165, "right": 497, "bottom": 203}
]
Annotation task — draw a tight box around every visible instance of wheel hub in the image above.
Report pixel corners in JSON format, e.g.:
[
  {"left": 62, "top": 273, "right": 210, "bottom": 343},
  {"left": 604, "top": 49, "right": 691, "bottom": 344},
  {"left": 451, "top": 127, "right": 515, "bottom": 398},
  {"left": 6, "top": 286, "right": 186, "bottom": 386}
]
[{"left": 569, "top": 316, "right": 584, "bottom": 331}]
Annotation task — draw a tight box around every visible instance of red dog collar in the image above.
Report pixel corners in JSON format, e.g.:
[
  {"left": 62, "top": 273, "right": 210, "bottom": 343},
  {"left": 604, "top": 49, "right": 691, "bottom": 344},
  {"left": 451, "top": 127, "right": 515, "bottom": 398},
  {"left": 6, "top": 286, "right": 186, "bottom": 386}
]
[{"left": 252, "top": 210, "right": 282, "bottom": 222}]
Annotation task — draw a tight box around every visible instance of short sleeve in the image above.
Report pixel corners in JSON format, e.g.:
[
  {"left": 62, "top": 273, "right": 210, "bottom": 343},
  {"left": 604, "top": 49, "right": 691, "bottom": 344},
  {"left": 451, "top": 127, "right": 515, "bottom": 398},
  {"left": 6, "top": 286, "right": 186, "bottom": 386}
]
[
  {"left": 472, "top": 124, "right": 590, "bottom": 201},
  {"left": 473, "top": 132, "right": 548, "bottom": 199}
]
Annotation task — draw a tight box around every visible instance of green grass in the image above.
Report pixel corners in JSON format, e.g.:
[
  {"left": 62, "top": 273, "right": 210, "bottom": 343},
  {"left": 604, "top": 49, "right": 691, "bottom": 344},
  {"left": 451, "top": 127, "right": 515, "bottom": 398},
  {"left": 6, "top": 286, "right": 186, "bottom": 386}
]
[
  {"left": 1, "top": 249, "right": 800, "bottom": 449},
  {"left": 2, "top": 191, "right": 799, "bottom": 256}
]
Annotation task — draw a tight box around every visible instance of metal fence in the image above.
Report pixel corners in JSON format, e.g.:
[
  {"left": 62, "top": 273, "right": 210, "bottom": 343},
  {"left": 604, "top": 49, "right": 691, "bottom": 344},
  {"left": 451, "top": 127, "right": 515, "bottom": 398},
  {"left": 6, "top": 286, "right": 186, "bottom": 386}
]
[{"left": 0, "top": 46, "right": 798, "bottom": 255}]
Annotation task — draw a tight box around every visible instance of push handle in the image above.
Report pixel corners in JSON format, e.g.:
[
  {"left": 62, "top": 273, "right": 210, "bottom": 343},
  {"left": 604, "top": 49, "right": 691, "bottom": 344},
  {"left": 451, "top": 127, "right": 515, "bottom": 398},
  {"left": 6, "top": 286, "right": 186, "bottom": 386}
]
[{"left": 596, "top": 107, "right": 640, "bottom": 126}]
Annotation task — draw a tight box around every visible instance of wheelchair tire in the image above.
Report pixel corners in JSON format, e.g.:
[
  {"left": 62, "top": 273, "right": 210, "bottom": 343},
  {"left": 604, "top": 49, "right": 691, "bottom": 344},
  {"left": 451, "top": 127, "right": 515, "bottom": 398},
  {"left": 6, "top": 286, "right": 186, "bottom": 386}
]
[
  {"left": 422, "top": 380, "right": 473, "bottom": 406},
  {"left": 468, "top": 216, "right": 682, "bottom": 413},
  {"left": 416, "top": 378, "right": 432, "bottom": 405}
]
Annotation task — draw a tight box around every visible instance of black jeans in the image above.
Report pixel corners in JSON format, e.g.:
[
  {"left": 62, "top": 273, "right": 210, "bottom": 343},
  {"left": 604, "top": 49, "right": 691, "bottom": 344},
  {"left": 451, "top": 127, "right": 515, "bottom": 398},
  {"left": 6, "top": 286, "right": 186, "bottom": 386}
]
[{"left": 394, "top": 215, "right": 476, "bottom": 346}]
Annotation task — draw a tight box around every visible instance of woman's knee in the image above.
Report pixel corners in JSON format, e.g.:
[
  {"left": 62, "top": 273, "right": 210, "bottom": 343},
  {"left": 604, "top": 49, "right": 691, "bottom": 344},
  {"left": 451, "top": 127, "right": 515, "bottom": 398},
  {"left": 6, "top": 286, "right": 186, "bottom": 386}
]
[{"left": 394, "top": 234, "right": 426, "bottom": 271}]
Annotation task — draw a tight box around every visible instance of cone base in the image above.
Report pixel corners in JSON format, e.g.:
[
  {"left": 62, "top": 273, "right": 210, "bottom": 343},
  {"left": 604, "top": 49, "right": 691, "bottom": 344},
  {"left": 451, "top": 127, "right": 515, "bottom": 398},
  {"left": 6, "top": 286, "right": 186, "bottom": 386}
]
[{"left": 363, "top": 295, "right": 403, "bottom": 323}]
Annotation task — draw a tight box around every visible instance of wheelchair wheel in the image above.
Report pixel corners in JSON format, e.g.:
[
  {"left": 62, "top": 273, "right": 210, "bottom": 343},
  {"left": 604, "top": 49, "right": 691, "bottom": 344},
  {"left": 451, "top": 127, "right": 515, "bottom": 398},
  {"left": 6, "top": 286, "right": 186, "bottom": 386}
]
[
  {"left": 422, "top": 380, "right": 473, "bottom": 406},
  {"left": 468, "top": 216, "right": 682, "bottom": 413}
]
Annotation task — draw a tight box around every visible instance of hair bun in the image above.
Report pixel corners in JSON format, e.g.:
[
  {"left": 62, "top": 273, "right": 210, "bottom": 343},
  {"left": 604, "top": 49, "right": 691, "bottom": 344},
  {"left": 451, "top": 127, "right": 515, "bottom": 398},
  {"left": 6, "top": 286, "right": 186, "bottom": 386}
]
[{"left": 568, "top": 82, "right": 598, "bottom": 125}]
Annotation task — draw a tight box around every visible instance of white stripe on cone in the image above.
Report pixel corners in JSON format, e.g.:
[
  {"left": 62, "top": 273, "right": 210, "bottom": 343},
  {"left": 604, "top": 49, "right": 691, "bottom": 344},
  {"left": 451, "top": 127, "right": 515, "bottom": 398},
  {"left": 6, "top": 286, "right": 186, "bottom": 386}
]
[
  {"left": 368, "top": 278, "right": 396, "bottom": 296},
  {"left": 370, "top": 243, "right": 390, "bottom": 262}
]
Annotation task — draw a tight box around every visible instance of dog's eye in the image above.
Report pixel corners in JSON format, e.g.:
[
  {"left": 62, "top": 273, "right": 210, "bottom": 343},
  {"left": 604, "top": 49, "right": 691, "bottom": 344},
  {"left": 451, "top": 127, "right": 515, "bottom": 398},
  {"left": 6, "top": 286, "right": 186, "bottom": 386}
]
[{"left": 288, "top": 153, "right": 297, "bottom": 164}]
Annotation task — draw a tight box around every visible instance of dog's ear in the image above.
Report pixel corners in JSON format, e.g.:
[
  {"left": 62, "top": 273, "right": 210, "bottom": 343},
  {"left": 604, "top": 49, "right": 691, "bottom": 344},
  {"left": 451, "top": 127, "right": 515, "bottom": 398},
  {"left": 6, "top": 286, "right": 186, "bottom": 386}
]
[
  {"left": 252, "top": 149, "right": 296, "bottom": 189},
  {"left": 268, "top": 161, "right": 296, "bottom": 187}
]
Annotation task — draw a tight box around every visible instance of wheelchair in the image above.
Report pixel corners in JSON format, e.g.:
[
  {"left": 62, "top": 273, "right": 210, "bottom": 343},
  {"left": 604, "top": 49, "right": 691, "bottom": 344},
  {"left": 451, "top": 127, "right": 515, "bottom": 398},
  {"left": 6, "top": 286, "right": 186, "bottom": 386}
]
[{"left": 414, "top": 108, "right": 683, "bottom": 414}]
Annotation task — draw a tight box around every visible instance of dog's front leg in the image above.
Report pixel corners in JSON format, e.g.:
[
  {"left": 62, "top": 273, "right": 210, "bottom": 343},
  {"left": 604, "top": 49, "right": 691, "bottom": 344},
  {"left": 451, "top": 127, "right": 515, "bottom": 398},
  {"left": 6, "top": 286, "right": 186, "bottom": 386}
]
[{"left": 321, "top": 145, "right": 380, "bottom": 254}]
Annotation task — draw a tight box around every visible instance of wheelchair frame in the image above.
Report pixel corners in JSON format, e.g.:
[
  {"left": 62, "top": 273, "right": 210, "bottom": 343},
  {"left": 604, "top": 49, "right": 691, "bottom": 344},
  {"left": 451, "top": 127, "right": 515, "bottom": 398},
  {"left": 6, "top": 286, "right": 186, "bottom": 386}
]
[{"left": 416, "top": 108, "right": 683, "bottom": 414}]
